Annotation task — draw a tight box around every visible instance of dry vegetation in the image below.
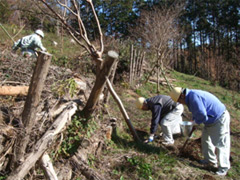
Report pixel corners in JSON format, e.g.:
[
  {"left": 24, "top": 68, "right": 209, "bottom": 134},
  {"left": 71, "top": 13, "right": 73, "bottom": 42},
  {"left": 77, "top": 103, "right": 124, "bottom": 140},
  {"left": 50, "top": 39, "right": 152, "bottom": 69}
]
[{"left": 1, "top": 40, "right": 240, "bottom": 179}]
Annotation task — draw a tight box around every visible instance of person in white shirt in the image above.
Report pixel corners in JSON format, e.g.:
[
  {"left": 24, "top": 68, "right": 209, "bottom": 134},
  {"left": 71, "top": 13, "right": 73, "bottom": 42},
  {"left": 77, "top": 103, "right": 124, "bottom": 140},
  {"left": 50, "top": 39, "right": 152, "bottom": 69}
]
[{"left": 12, "top": 29, "right": 46, "bottom": 57}]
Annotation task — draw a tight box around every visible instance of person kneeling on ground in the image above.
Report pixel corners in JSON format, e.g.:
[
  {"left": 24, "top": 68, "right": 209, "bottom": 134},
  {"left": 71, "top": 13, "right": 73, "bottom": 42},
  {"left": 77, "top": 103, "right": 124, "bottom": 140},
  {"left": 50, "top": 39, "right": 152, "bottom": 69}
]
[
  {"left": 169, "top": 87, "right": 231, "bottom": 176},
  {"left": 12, "top": 29, "right": 46, "bottom": 58},
  {"left": 135, "top": 95, "right": 184, "bottom": 145}
]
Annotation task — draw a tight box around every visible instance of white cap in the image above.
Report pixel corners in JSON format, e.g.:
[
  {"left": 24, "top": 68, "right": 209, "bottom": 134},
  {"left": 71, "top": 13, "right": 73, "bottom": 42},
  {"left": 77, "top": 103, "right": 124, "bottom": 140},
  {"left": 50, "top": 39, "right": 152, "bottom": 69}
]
[
  {"left": 169, "top": 87, "right": 183, "bottom": 102},
  {"left": 35, "top": 29, "right": 44, "bottom": 38},
  {"left": 135, "top": 97, "right": 145, "bottom": 109}
]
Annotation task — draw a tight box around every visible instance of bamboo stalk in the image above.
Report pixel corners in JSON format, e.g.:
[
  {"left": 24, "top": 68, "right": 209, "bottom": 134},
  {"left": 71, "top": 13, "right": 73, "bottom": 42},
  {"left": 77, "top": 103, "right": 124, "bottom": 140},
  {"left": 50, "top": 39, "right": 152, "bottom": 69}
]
[{"left": 0, "top": 23, "right": 15, "bottom": 42}]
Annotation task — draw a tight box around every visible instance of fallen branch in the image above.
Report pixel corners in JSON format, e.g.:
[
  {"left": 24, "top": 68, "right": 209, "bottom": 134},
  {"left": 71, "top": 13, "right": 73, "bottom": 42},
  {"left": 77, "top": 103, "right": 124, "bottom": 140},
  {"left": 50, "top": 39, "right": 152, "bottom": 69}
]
[
  {"left": 40, "top": 152, "right": 58, "bottom": 180},
  {"left": 6, "top": 102, "right": 78, "bottom": 180},
  {"left": 0, "top": 86, "right": 29, "bottom": 96},
  {"left": 70, "top": 155, "right": 107, "bottom": 180}
]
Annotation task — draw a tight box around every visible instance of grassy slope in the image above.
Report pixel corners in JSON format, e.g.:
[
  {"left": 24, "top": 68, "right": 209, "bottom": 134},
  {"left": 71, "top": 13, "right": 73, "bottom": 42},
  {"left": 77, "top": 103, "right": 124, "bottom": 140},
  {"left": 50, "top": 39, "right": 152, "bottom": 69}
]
[
  {"left": 107, "top": 70, "right": 240, "bottom": 180},
  {"left": 0, "top": 23, "right": 83, "bottom": 60},
  {"left": 1, "top": 25, "right": 239, "bottom": 179}
]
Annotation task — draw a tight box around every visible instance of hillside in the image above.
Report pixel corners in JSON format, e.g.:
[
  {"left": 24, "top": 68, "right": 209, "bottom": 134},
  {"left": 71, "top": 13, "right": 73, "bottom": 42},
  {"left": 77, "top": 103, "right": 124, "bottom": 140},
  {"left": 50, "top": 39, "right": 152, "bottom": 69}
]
[{"left": 0, "top": 29, "right": 240, "bottom": 180}]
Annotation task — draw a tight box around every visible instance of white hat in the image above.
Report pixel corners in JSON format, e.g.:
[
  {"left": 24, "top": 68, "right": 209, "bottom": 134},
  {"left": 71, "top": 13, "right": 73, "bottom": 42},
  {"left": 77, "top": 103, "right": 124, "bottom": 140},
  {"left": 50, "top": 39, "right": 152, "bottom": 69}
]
[
  {"left": 135, "top": 97, "right": 145, "bottom": 109},
  {"left": 35, "top": 29, "right": 44, "bottom": 38},
  {"left": 169, "top": 87, "right": 182, "bottom": 102}
]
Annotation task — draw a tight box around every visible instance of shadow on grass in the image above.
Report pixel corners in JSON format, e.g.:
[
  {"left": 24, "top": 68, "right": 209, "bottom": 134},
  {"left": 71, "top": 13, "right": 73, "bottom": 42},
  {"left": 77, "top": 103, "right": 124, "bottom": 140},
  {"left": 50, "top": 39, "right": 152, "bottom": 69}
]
[{"left": 111, "top": 128, "right": 168, "bottom": 155}]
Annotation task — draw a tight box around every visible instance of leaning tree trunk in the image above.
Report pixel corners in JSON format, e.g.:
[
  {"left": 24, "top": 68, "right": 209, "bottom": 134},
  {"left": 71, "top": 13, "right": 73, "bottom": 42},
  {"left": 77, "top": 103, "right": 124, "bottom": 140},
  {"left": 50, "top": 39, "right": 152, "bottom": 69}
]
[
  {"left": 83, "top": 51, "right": 119, "bottom": 118},
  {"left": 12, "top": 52, "right": 52, "bottom": 168}
]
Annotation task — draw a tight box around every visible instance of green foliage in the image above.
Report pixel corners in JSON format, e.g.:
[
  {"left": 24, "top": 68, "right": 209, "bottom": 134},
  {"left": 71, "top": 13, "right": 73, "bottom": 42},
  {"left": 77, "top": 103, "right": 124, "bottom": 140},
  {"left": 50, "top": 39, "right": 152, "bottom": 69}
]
[
  {"left": 227, "top": 160, "right": 240, "bottom": 178},
  {"left": 127, "top": 156, "right": 153, "bottom": 180},
  {"left": 52, "top": 56, "right": 70, "bottom": 67},
  {"left": 135, "top": 82, "right": 158, "bottom": 97},
  {"left": 88, "top": 154, "right": 96, "bottom": 167},
  {"left": 0, "top": 176, "right": 6, "bottom": 180},
  {"left": 52, "top": 78, "right": 78, "bottom": 98},
  {"left": 178, "top": 0, "right": 240, "bottom": 91},
  {"left": 55, "top": 115, "right": 98, "bottom": 158},
  {"left": 0, "top": 1, "right": 11, "bottom": 23},
  {"left": 79, "top": 0, "right": 140, "bottom": 38},
  {"left": 234, "top": 102, "right": 240, "bottom": 110}
]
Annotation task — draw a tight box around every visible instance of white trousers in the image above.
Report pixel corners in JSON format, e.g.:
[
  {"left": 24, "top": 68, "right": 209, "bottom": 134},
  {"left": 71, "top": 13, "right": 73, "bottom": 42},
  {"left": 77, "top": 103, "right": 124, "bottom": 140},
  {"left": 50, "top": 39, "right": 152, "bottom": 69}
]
[
  {"left": 160, "top": 104, "right": 184, "bottom": 144},
  {"left": 201, "top": 110, "right": 231, "bottom": 171}
]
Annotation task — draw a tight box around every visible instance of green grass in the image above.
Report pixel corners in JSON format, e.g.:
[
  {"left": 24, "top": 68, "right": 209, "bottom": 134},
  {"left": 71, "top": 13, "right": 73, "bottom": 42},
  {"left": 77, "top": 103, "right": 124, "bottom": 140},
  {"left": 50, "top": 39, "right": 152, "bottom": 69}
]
[
  {"left": 0, "top": 23, "right": 83, "bottom": 60},
  {"left": 171, "top": 70, "right": 240, "bottom": 119},
  {"left": 108, "top": 69, "right": 240, "bottom": 180}
]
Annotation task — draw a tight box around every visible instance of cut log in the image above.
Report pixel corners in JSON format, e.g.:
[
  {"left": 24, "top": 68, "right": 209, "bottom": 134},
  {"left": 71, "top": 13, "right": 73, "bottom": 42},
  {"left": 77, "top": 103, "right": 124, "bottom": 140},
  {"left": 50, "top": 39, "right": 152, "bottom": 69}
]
[
  {"left": 12, "top": 52, "right": 52, "bottom": 169},
  {"left": 0, "top": 86, "right": 29, "bottom": 96},
  {"left": 6, "top": 102, "right": 77, "bottom": 180}
]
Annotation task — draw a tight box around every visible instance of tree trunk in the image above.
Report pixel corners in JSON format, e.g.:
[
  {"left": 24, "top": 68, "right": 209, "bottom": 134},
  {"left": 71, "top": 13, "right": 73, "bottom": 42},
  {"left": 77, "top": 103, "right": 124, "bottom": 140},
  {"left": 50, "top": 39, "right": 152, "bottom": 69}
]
[
  {"left": 13, "top": 52, "right": 52, "bottom": 168},
  {"left": 83, "top": 51, "right": 119, "bottom": 118},
  {"left": 130, "top": 44, "right": 133, "bottom": 84}
]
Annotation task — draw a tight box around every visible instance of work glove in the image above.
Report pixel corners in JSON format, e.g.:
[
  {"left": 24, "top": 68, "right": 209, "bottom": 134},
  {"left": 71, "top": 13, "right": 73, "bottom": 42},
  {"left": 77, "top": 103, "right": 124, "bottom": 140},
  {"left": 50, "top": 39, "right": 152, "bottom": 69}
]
[
  {"left": 12, "top": 45, "right": 17, "bottom": 52},
  {"left": 144, "top": 134, "right": 154, "bottom": 144},
  {"left": 191, "top": 120, "right": 197, "bottom": 126},
  {"left": 41, "top": 47, "right": 47, "bottom": 52}
]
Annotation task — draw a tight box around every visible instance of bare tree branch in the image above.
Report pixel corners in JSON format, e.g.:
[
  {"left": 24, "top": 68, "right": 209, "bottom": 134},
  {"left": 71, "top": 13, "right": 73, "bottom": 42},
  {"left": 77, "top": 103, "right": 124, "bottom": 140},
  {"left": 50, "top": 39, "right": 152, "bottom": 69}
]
[
  {"left": 39, "top": 0, "right": 91, "bottom": 54},
  {"left": 39, "top": 0, "right": 104, "bottom": 62}
]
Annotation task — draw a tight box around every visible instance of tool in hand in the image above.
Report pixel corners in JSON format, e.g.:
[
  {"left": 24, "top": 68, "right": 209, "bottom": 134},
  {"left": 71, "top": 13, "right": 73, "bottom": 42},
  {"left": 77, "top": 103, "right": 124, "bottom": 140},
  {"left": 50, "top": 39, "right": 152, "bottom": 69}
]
[{"left": 180, "top": 126, "right": 196, "bottom": 153}]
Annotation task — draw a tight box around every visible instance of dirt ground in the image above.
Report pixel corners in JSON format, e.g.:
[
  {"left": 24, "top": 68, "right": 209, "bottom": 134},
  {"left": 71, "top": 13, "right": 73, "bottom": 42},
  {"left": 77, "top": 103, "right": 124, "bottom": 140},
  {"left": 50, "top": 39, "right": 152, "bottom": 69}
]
[{"left": 0, "top": 47, "right": 239, "bottom": 180}]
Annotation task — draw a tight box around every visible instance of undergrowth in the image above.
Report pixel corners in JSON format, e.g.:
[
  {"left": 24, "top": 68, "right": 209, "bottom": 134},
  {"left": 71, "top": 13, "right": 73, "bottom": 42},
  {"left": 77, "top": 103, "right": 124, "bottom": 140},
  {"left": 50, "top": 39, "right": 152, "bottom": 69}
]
[{"left": 53, "top": 115, "right": 98, "bottom": 159}]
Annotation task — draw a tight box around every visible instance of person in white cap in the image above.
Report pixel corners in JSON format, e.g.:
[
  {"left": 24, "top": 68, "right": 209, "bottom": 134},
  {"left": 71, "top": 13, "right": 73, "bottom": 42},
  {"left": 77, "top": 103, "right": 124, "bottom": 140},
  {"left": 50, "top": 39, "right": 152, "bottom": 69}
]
[
  {"left": 136, "top": 95, "right": 184, "bottom": 145},
  {"left": 169, "top": 87, "right": 231, "bottom": 176},
  {"left": 12, "top": 29, "right": 46, "bottom": 57}
]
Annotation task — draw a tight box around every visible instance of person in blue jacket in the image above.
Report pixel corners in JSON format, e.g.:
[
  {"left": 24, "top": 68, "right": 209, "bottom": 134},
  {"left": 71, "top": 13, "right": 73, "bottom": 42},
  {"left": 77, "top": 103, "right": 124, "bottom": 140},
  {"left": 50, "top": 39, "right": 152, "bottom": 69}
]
[
  {"left": 136, "top": 95, "right": 184, "bottom": 145},
  {"left": 169, "top": 87, "right": 230, "bottom": 176}
]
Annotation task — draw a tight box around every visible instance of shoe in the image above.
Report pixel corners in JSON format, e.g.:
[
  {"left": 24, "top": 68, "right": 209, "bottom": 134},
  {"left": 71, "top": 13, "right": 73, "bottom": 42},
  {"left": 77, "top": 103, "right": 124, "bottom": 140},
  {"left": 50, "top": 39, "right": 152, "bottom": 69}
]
[
  {"left": 216, "top": 169, "right": 227, "bottom": 176},
  {"left": 199, "top": 159, "right": 218, "bottom": 168}
]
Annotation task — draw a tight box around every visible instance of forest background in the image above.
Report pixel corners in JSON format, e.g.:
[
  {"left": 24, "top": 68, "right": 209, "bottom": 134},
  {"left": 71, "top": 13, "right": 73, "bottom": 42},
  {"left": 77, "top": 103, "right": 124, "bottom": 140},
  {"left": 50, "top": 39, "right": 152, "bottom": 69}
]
[{"left": 0, "top": 0, "right": 239, "bottom": 92}]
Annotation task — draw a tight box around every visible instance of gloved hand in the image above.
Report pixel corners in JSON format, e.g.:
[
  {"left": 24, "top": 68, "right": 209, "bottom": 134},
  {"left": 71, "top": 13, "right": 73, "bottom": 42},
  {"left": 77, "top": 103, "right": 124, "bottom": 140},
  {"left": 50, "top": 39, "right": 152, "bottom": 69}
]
[
  {"left": 191, "top": 120, "right": 197, "bottom": 126},
  {"left": 144, "top": 134, "right": 154, "bottom": 143},
  {"left": 42, "top": 47, "right": 47, "bottom": 52}
]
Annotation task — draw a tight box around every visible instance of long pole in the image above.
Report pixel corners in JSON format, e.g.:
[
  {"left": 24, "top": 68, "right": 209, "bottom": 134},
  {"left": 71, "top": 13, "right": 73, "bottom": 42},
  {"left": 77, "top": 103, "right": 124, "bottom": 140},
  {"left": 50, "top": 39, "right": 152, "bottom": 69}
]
[{"left": 0, "top": 23, "right": 15, "bottom": 43}]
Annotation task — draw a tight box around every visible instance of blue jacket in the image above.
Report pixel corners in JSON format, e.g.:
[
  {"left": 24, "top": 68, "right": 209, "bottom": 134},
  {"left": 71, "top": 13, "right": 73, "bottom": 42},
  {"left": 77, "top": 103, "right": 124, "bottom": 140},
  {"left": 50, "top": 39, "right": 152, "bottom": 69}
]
[{"left": 185, "top": 89, "right": 226, "bottom": 125}]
